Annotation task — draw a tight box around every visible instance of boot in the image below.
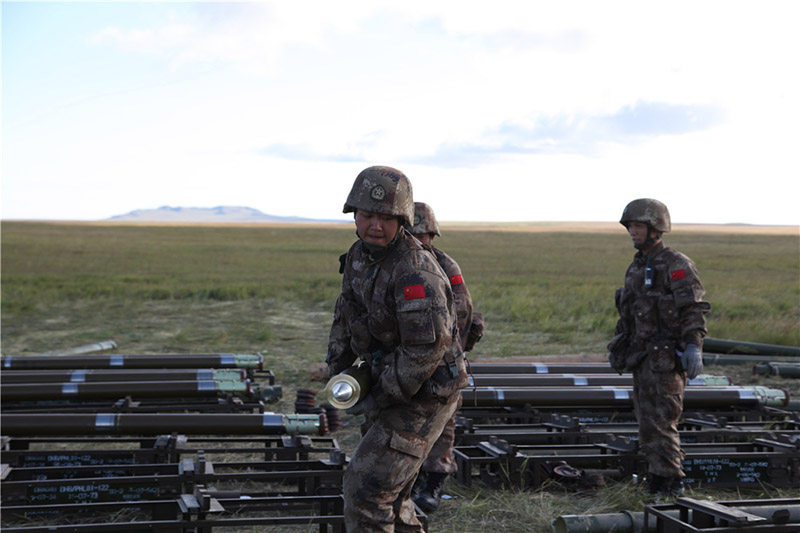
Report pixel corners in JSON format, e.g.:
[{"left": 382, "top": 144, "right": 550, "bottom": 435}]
[
  {"left": 414, "top": 472, "right": 448, "bottom": 513},
  {"left": 666, "top": 477, "right": 684, "bottom": 497},
  {"left": 647, "top": 474, "right": 684, "bottom": 498},
  {"left": 410, "top": 471, "right": 427, "bottom": 501},
  {"left": 646, "top": 474, "right": 668, "bottom": 495}
]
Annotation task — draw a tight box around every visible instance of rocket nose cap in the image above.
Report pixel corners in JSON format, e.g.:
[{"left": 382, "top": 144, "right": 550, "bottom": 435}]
[{"left": 332, "top": 381, "right": 355, "bottom": 402}]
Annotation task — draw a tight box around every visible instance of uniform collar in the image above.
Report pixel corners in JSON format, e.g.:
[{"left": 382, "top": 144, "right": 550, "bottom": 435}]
[
  {"left": 361, "top": 227, "right": 403, "bottom": 262},
  {"left": 635, "top": 240, "right": 665, "bottom": 265}
]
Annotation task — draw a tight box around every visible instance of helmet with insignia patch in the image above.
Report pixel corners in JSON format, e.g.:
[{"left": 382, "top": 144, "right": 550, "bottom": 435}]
[
  {"left": 344, "top": 166, "right": 414, "bottom": 226},
  {"left": 409, "top": 202, "right": 441, "bottom": 237},
  {"left": 620, "top": 198, "right": 671, "bottom": 233}
]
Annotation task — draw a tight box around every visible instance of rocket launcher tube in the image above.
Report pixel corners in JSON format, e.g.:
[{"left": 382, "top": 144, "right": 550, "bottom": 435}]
[
  {"left": 323, "top": 362, "right": 372, "bottom": 410},
  {"left": 703, "top": 337, "right": 800, "bottom": 357},
  {"left": 280, "top": 413, "right": 322, "bottom": 435},
  {"left": 0, "top": 413, "right": 323, "bottom": 436},
  {"left": 753, "top": 363, "right": 800, "bottom": 377},
  {"left": 688, "top": 374, "right": 733, "bottom": 386},
  {"left": 465, "top": 374, "right": 731, "bottom": 387},
  {"left": 0, "top": 353, "right": 264, "bottom": 370},
  {"left": 458, "top": 386, "right": 787, "bottom": 408},
  {"left": 0, "top": 368, "right": 248, "bottom": 383},
  {"left": 468, "top": 362, "right": 614, "bottom": 374},
  {"left": 0, "top": 380, "right": 252, "bottom": 401},
  {"left": 554, "top": 502, "right": 800, "bottom": 533},
  {"left": 748, "top": 385, "right": 789, "bottom": 407}
]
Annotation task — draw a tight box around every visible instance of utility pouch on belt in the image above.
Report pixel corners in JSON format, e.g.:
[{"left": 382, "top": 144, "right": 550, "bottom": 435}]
[
  {"left": 428, "top": 353, "right": 467, "bottom": 401},
  {"left": 647, "top": 338, "right": 677, "bottom": 373},
  {"left": 464, "top": 312, "right": 485, "bottom": 352}
]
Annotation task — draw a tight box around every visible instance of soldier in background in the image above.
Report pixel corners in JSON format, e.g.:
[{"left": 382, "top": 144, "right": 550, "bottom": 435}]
[
  {"left": 407, "top": 202, "right": 484, "bottom": 513},
  {"left": 608, "top": 198, "right": 711, "bottom": 497},
  {"left": 327, "top": 166, "right": 468, "bottom": 532}
]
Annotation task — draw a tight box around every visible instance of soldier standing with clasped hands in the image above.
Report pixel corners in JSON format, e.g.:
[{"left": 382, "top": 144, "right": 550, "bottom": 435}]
[{"left": 608, "top": 198, "right": 711, "bottom": 497}]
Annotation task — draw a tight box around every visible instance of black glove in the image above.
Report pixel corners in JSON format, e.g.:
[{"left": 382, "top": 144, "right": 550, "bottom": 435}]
[
  {"left": 372, "top": 349, "right": 386, "bottom": 366},
  {"left": 679, "top": 344, "right": 703, "bottom": 379},
  {"left": 345, "top": 393, "right": 375, "bottom": 415}
]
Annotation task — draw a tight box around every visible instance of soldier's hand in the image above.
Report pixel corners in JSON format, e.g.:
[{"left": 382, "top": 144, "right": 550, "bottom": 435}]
[
  {"left": 607, "top": 352, "right": 624, "bottom": 375},
  {"left": 371, "top": 349, "right": 386, "bottom": 366},
  {"left": 345, "top": 393, "right": 375, "bottom": 416},
  {"left": 680, "top": 344, "right": 703, "bottom": 379}
]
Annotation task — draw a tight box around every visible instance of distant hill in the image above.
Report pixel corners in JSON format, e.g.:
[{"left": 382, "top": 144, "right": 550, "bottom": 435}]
[{"left": 108, "top": 206, "right": 347, "bottom": 224}]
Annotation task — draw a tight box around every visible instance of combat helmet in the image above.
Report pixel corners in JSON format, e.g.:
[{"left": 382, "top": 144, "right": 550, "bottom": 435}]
[
  {"left": 344, "top": 166, "right": 414, "bottom": 226},
  {"left": 620, "top": 198, "right": 671, "bottom": 233},
  {"left": 410, "top": 202, "right": 441, "bottom": 237}
]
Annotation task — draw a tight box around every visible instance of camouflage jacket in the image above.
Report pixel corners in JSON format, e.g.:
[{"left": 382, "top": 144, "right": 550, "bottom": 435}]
[
  {"left": 327, "top": 229, "right": 467, "bottom": 408},
  {"left": 609, "top": 241, "right": 711, "bottom": 371},
  {"left": 430, "top": 246, "right": 473, "bottom": 350}
]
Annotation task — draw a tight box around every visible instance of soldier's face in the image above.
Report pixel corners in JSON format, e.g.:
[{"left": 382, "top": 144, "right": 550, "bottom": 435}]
[
  {"left": 415, "top": 233, "right": 433, "bottom": 245},
  {"left": 355, "top": 210, "right": 400, "bottom": 247},
  {"left": 627, "top": 222, "right": 649, "bottom": 247},
  {"left": 627, "top": 222, "right": 660, "bottom": 250}
]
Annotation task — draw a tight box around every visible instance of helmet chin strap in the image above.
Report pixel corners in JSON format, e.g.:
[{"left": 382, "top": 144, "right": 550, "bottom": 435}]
[
  {"left": 634, "top": 226, "right": 661, "bottom": 250},
  {"left": 361, "top": 225, "right": 403, "bottom": 261}
]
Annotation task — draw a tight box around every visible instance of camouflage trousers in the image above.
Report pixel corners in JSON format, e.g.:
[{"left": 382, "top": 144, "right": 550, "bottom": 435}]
[
  {"left": 343, "top": 393, "right": 460, "bottom": 532},
  {"left": 420, "top": 394, "right": 462, "bottom": 474},
  {"left": 632, "top": 356, "right": 687, "bottom": 478}
]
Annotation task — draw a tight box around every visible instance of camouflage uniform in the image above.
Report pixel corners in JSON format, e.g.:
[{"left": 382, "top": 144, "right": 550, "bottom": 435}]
[
  {"left": 328, "top": 225, "right": 468, "bottom": 531},
  {"left": 406, "top": 202, "right": 484, "bottom": 480},
  {"left": 406, "top": 202, "right": 483, "bottom": 355},
  {"left": 609, "top": 240, "right": 710, "bottom": 479},
  {"left": 419, "top": 247, "right": 471, "bottom": 476}
]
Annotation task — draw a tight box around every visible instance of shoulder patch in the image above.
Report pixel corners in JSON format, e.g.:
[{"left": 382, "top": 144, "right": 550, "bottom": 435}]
[
  {"left": 403, "top": 284, "right": 426, "bottom": 300},
  {"left": 671, "top": 269, "right": 686, "bottom": 281},
  {"left": 449, "top": 274, "right": 464, "bottom": 286}
]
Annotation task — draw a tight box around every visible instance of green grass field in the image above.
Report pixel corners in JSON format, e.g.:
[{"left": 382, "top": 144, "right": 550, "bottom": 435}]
[
  {"left": 2, "top": 221, "right": 799, "bottom": 532},
  {"left": 3, "top": 221, "right": 798, "bottom": 355}
]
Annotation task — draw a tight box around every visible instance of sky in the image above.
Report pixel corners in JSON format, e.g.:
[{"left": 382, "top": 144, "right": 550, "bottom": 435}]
[{"left": 2, "top": 1, "right": 799, "bottom": 225}]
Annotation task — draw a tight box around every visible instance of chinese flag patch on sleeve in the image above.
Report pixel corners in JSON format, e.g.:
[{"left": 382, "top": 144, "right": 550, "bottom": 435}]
[
  {"left": 449, "top": 274, "right": 464, "bottom": 286},
  {"left": 671, "top": 269, "right": 687, "bottom": 281},
  {"left": 403, "top": 284, "right": 426, "bottom": 300}
]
